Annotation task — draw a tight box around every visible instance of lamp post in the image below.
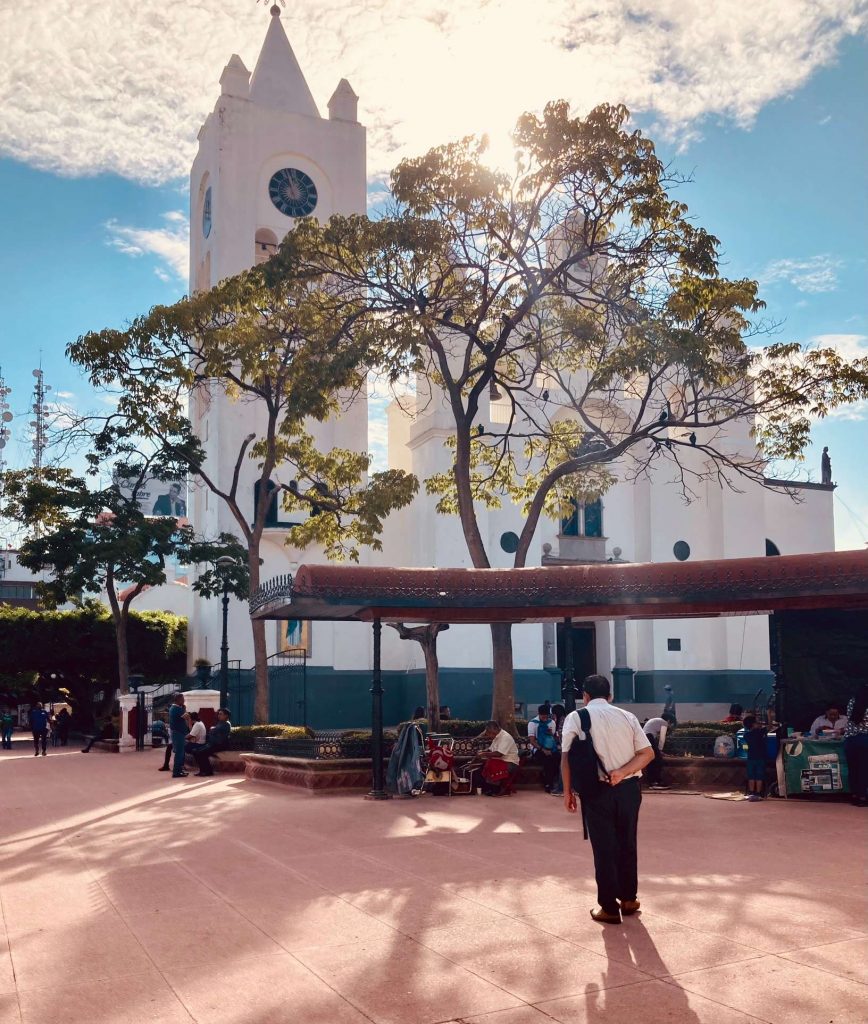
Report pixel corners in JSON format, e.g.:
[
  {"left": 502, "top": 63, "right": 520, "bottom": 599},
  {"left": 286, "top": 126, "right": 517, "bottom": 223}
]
[{"left": 215, "top": 555, "right": 238, "bottom": 710}]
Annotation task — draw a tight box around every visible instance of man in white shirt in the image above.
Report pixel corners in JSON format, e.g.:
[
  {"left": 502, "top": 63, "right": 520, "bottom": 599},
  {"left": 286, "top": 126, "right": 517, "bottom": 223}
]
[
  {"left": 478, "top": 720, "right": 520, "bottom": 796},
  {"left": 184, "top": 712, "right": 207, "bottom": 755},
  {"left": 561, "top": 674, "right": 654, "bottom": 924},
  {"left": 528, "top": 704, "right": 560, "bottom": 791},
  {"left": 642, "top": 713, "right": 675, "bottom": 790},
  {"left": 809, "top": 705, "right": 848, "bottom": 736}
]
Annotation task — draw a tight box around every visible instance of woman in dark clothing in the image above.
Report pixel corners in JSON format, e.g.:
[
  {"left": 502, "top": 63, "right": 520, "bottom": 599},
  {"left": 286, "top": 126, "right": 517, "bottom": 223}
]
[{"left": 843, "top": 686, "right": 868, "bottom": 806}]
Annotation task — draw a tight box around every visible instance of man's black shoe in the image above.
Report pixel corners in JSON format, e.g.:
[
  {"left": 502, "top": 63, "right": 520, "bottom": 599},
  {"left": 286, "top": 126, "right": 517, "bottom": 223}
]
[
  {"left": 194, "top": 771, "right": 214, "bottom": 777},
  {"left": 172, "top": 771, "right": 189, "bottom": 778},
  {"left": 157, "top": 765, "right": 170, "bottom": 771}
]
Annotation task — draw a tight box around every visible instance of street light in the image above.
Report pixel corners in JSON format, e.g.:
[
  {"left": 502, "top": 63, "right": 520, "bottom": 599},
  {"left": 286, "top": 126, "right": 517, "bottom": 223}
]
[{"left": 215, "top": 555, "right": 239, "bottom": 710}]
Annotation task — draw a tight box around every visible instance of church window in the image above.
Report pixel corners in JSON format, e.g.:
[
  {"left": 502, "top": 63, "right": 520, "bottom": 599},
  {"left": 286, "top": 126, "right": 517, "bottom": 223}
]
[
  {"left": 255, "top": 228, "right": 279, "bottom": 265},
  {"left": 500, "top": 531, "right": 519, "bottom": 553},
  {"left": 561, "top": 498, "right": 603, "bottom": 537},
  {"left": 253, "top": 479, "right": 279, "bottom": 526},
  {"left": 673, "top": 540, "right": 691, "bottom": 561},
  {"left": 667, "top": 638, "right": 682, "bottom": 651},
  {"left": 765, "top": 539, "right": 781, "bottom": 556}
]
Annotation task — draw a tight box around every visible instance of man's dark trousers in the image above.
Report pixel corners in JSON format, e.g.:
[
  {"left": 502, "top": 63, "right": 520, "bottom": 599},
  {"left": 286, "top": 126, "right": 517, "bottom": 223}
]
[
  {"left": 32, "top": 730, "right": 47, "bottom": 755},
  {"left": 193, "top": 743, "right": 226, "bottom": 776},
  {"left": 533, "top": 749, "right": 560, "bottom": 789},
  {"left": 583, "top": 777, "right": 642, "bottom": 914},
  {"left": 645, "top": 736, "right": 663, "bottom": 786}
]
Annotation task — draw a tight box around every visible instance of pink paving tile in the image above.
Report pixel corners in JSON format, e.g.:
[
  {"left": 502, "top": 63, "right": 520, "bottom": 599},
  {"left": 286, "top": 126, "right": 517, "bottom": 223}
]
[
  {"left": 16, "top": 969, "right": 192, "bottom": 1024},
  {"left": 164, "top": 952, "right": 400, "bottom": 1024},
  {"left": 647, "top": 890, "right": 865, "bottom": 953},
  {"left": 441, "top": 875, "right": 596, "bottom": 917},
  {"left": 516, "top": 908, "right": 764, "bottom": 976},
  {"left": 0, "top": 941, "right": 15, "bottom": 995},
  {"left": 286, "top": 850, "right": 421, "bottom": 900},
  {"left": 0, "top": 993, "right": 21, "bottom": 1024},
  {"left": 8, "top": 918, "right": 154, "bottom": 990},
  {"left": 779, "top": 936, "right": 868, "bottom": 985},
  {"left": 292, "top": 936, "right": 523, "bottom": 1024},
  {"left": 667, "top": 955, "right": 868, "bottom": 1024},
  {"left": 355, "top": 839, "right": 495, "bottom": 883},
  {"left": 536, "top": 978, "right": 764, "bottom": 1023},
  {"left": 231, "top": 894, "right": 400, "bottom": 949},
  {"left": 434, "top": 925, "right": 648, "bottom": 1003},
  {"left": 444, "top": 1008, "right": 558, "bottom": 1024},
  {"left": 124, "top": 904, "right": 283, "bottom": 969},
  {"left": 350, "top": 887, "right": 505, "bottom": 934}
]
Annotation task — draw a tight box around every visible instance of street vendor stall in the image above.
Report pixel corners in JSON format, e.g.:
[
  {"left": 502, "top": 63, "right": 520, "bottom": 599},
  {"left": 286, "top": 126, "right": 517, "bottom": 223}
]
[{"left": 776, "top": 736, "right": 850, "bottom": 797}]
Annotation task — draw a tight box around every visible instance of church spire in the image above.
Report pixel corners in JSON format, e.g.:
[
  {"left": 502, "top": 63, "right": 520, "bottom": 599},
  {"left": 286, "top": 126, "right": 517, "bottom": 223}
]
[{"left": 249, "top": 5, "right": 320, "bottom": 117}]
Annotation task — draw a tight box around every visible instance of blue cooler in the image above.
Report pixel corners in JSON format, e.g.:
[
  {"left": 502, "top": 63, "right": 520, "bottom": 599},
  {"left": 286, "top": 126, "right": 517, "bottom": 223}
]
[{"left": 735, "top": 728, "right": 747, "bottom": 759}]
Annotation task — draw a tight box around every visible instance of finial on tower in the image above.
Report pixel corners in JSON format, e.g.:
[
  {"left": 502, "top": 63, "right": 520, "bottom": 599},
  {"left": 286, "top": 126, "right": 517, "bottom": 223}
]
[{"left": 260, "top": 0, "right": 284, "bottom": 14}]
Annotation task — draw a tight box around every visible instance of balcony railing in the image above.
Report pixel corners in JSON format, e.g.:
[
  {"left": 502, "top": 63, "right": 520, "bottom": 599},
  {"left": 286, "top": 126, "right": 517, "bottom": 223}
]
[{"left": 249, "top": 573, "right": 294, "bottom": 615}]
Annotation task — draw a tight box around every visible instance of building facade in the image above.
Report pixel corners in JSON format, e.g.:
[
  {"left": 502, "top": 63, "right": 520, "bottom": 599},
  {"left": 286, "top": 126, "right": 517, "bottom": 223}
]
[{"left": 185, "top": 9, "right": 835, "bottom": 725}]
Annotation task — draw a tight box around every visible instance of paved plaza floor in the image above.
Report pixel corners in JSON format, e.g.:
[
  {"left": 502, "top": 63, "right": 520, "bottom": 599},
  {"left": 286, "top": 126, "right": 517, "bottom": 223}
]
[{"left": 1, "top": 741, "right": 866, "bottom": 1024}]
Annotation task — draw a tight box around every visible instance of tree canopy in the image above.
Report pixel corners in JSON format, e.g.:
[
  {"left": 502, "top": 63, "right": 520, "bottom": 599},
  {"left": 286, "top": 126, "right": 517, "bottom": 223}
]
[{"left": 275, "top": 100, "right": 868, "bottom": 722}]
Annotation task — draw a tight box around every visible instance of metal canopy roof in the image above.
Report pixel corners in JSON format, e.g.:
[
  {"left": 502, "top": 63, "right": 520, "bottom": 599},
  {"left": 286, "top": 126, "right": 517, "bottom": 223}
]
[{"left": 249, "top": 549, "right": 868, "bottom": 624}]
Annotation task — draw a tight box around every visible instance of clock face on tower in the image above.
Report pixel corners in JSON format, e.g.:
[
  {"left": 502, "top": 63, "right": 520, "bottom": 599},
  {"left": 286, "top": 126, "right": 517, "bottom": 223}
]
[
  {"left": 268, "top": 168, "right": 318, "bottom": 217},
  {"left": 202, "top": 186, "right": 212, "bottom": 238}
]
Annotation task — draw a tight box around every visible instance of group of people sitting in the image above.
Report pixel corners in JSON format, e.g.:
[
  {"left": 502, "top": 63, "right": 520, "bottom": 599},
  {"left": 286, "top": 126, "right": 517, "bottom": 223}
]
[
  {"left": 158, "top": 693, "right": 232, "bottom": 778},
  {"left": 470, "top": 702, "right": 674, "bottom": 797}
]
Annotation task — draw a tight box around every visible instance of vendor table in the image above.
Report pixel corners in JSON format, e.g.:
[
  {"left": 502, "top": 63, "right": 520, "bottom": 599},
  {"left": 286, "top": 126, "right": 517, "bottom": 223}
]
[{"left": 776, "top": 736, "right": 850, "bottom": 797}]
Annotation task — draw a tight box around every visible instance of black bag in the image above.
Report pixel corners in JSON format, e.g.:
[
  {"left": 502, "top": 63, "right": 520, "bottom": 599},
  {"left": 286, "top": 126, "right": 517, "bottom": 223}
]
[{"left": 567, "top": 708, "right": 610, "bottom": 839}]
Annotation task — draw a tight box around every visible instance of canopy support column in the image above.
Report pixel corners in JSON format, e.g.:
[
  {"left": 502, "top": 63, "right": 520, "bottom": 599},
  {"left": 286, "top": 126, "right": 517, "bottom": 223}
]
[
  {"left": 366, "top": 617, "right": 389, "bottom": 800},
  {"left": 562, "top": 617, "right": 576, "bottom": 714}
]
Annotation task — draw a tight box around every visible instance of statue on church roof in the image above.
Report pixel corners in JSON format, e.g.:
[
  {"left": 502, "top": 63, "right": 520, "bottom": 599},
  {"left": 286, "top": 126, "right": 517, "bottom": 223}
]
[{"left": 821, "top": 446, "right": 832, "bottom": 485}]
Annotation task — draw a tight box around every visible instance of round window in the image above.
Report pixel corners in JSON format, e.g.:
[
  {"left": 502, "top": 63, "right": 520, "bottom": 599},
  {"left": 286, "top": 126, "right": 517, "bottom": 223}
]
[
  {"left": 500, "top": 531, "right": 519, "bottom": 553},
  {"left": 673, "top": 541, "right": 691, "bottom": 562}
]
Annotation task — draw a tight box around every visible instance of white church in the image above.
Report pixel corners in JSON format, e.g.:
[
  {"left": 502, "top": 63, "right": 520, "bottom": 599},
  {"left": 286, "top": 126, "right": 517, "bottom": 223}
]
[{"left": 175, "top": 7, "right": 835, "bottom": 726}]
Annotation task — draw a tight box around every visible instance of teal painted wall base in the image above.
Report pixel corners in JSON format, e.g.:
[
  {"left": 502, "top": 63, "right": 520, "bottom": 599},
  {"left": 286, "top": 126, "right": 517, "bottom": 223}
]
[
  {"left": 226, "top": 665, "right": 772, "bottom": 728},
  {"left": 612, "top": 667, "right": 635, "bottom": 703},
  {"left": 633, "top": 670, "right": 775, "bottom": 708}
]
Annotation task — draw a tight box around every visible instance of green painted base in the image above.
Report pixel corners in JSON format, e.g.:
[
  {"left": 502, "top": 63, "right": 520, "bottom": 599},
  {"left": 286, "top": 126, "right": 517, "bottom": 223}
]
[{"left": 633, "top": 669, "right": 775, "bottom": 705}]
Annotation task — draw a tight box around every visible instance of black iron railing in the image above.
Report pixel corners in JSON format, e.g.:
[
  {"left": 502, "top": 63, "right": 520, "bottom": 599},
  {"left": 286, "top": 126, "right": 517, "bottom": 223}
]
[
  {"left": 249, "top": 573, "right": 294, "bottom": 615},
  {"left": 253, "top": 730, "right": 388, "bottom": 760}
]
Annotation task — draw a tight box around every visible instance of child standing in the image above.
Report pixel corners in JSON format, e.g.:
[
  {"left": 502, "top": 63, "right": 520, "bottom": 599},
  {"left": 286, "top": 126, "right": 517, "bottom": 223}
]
[{"left": 743, "top": 714, "right": 768, "bottom": 801}]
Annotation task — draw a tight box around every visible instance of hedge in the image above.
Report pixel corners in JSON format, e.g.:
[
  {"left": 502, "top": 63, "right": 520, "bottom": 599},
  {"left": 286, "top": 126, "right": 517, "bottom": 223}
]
[
  {"left": 398, "top": 718, "right": 529, "bottom": 738},
  {"left": 229, "top": 724, "right": 313, "bottom": 751}
]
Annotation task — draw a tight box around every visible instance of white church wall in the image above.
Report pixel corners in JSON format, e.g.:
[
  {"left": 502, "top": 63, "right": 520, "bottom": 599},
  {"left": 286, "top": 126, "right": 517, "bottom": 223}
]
[{"left": 763, "top": 485, "right": 835, "bottom": 555}]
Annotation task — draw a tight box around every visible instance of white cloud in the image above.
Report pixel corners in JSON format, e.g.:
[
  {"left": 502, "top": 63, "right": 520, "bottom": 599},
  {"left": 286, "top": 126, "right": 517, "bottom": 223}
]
[
  {"left": 807, "top": 333, "right": 868, "bottom": 360},
  {"left": 0, "top": 1, "right": 865, "bottom": 184},
  {"left": 106, "top": 211, "right": 189, "bottom": 280},
  {"left": 760, "top": 254, "right": 843, "bottom": 293}
]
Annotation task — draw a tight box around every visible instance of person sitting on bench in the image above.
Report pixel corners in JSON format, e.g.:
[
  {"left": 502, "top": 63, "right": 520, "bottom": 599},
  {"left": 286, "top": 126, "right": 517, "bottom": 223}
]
[{"left": 193, "top": 708, "right": 232, "bottom": 777}]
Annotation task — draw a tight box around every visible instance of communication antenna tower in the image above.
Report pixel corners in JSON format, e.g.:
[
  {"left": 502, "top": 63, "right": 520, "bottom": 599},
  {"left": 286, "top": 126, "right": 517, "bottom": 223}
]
[
  {"left": 30, "top": 367, "right": 51, "bottom": 476},
  {"left": 0, "top": 367, "right": 12, "bottom": 499}
]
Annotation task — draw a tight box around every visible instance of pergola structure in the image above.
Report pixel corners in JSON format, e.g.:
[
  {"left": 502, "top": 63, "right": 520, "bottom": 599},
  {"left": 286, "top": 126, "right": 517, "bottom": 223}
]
[{"left": 250, "top": 549, "right": 868, "bottom": 798}]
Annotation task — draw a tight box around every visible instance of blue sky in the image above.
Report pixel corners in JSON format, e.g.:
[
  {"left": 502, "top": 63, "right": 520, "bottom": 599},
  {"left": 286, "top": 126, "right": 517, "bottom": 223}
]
[{"left": 0, "top": 2, "right": 865, "bottom": 549}]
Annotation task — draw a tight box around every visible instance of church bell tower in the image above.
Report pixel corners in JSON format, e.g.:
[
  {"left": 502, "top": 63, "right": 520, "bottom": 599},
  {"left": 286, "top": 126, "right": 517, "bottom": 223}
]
[{"left": 187, "top": 6, "right": 368, "bottom": 664}]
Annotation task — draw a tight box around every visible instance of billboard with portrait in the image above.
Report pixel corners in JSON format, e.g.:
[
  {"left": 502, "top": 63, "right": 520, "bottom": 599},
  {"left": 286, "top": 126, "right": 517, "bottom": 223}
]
[{"left": 112, "top": 471, "right": 188, "bottom": 519}]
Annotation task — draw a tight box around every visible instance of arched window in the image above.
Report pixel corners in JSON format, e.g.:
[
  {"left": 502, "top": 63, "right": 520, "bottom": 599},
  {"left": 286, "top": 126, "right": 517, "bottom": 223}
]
[
  {"left": 255, "top": 228, "right": 279, "bottom": 265},
  {"left": 253, "top": 479, "right": 278, "bottom": 527},
  {"left": 561, "top": 498, "right": 603, "bottom": 537}
]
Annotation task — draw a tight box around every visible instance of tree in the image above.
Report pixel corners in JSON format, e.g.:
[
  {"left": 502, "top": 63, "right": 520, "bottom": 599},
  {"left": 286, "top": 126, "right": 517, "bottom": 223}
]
[
  {"left": 388, "top": 621, "right": 449, "bottom": 729},
  {"left": 290, "top": 101, "right": 868, "bottom": 726},
  {"left": 67, "top": 245, "right": 417, "bottom": 722},
  {"left": 2, "top": 466, "right": 247, "bottom": 694}
]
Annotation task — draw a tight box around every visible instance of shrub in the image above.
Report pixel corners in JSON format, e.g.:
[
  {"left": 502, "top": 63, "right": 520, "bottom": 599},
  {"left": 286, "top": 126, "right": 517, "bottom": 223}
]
[
  {"left": 672, "top": 721, "right": 743, "bottom": 736},
  {"left": 340, "top": 729, "right": 398, "bottom": 757},
  {"left": 398, "top": 718, "right": 529, "bottom": 738},
  {"left": 229, "top": 724, "right": 313, "bottom": 750}
]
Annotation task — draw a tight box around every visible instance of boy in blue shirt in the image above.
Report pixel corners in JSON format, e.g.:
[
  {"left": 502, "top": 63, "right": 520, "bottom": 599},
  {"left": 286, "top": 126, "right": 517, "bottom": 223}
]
[{"left": 743, "top": 714, "right": 768, "bottom": 801}]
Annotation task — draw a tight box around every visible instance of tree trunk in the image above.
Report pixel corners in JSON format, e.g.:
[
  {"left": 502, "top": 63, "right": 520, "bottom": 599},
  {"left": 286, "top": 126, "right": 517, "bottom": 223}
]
[
  {"left": 115, "top": 612, "right": 130, "bottom": 696},
  {"left": 490, "top": 622, "right": 515, "bottom": 731},
  {"left": 424, "top": 641, "right": 441, "bottom": 731},
  {"left": 105, "top": 571, "right": 129, "bottom": 695},
  {"left": 247, "top": 546, "right": 270, "bottom": 724}
]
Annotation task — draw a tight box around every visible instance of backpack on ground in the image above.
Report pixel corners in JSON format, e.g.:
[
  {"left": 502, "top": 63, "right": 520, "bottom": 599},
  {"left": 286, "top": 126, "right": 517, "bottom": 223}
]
[{"left": 567, "top": 708, "right": 610, "bottom": 840}]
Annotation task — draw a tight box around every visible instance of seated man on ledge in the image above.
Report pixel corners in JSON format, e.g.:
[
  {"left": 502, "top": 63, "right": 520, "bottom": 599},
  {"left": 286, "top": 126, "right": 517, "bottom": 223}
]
[
  {"left": 809, "top": 705, "right": 848, "bottom": 737},
  {"left": 477, "top": 720, "right": 520, "bottom": 796},
  {"left": 193, "top": 708, "right": 233, "bottom": 777}
]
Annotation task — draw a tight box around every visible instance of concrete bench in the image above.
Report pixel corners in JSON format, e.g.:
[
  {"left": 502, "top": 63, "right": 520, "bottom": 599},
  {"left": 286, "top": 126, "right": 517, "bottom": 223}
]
[{"left": 183, "top": 749, "right": 245, "bottom": 774}]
